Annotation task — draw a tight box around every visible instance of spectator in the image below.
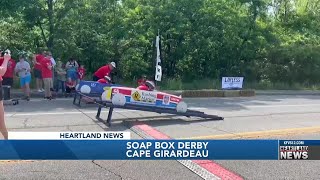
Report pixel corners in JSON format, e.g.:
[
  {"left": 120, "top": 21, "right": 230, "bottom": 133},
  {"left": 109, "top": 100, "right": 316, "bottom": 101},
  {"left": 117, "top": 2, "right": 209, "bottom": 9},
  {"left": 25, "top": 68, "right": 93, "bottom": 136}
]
[
  {"left": 0, "top": 50, "right": 10, "bottom": 139},
  {"left": 40, "top": 52, "right": 53, "bottom": 100},
  {"left": 92, "top": 62, "right": 116, "bottom": 81},
  {"left": 65, "top": 58, "right": 79, "bottom": 84},
  {"left": 15, "top": 55, "right": 31, "bottom": 101},
  {"left": 33, "top": 51, "right": 45, "bottom": 92},
  {"left": 47, "top": 52, "right": 56, "bottom": 90},
  {"left": 137, "top": 75, "right": 147, "bottom": 86},
  {"left": 0, "top": 50, "right": 16, "bottom": 87},
  {"left": 55, "top": 61, "right": 66, "bottom": 93},
  {"left": 77, "top": 64, "right": 86, "bottom": 82},
  {"left": 65, "top": 80, "right": 76, "bottom": 97}
]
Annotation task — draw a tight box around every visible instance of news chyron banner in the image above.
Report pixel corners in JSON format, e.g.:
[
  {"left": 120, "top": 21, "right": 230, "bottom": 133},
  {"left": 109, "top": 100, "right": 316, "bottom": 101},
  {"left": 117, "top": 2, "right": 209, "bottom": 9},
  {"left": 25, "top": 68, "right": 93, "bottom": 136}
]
[
  {"left": 9, "top": 132, "right": 131, "bottom": 140},
  {"left": 279, "top": 140, "right": 320, "bottom": 160},
  {"left": 1, "top": 134, "right": 320, "bottom": 160}
]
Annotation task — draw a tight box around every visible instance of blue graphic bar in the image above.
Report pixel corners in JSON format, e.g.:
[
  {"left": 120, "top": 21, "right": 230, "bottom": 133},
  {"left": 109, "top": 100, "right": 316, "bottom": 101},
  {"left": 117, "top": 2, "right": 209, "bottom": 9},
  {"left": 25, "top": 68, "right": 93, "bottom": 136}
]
[
  {"left": 279, "top": 140, "right": 320, "bottom": 146},
  {"left": 0, "top": 140, "right": 278, "bottom": 160}
]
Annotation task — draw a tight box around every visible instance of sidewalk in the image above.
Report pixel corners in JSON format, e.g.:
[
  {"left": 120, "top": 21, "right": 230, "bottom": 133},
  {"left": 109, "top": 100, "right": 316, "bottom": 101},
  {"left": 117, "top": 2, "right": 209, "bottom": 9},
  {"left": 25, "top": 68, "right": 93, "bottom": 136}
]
[{"left": 9, "top": 89, "right": 72, "bottom": 98}]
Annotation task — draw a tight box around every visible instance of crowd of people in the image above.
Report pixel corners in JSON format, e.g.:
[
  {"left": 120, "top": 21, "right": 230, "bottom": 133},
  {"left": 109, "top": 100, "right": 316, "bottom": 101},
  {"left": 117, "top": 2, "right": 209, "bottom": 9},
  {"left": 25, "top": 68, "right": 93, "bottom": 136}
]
[
  {"left": 0, "top": 50, "right": 88, "bottom": 100},
  {"left": 0, "top": 49, "right": 157, "bottom": 139},
  {"left": 0, "top": 49, "right": 157, "bottom": 101}
]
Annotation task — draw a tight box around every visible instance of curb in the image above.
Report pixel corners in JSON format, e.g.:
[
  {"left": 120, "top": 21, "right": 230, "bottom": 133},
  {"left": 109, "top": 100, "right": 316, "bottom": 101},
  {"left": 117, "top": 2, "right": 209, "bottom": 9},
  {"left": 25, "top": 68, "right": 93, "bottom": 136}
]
[
  {"left": 164, "top": 90, "right": 255, "bottom": 98},
  {"left": 255, "top": 90, "right": 320, "bottom": 96},
  {"left": 9, "top": 91, "right": 73, "bottom": 98}
]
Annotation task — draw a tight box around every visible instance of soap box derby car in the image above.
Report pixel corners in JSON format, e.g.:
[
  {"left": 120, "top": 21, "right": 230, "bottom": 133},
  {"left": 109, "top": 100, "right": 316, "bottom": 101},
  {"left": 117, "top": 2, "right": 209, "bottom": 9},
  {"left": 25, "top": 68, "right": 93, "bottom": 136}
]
[
  {"left": 75, "top": 80, "right": 187, "bottom": 112},
  {"left": 74, "top": 78, "right": 224, "bottom": 126}
]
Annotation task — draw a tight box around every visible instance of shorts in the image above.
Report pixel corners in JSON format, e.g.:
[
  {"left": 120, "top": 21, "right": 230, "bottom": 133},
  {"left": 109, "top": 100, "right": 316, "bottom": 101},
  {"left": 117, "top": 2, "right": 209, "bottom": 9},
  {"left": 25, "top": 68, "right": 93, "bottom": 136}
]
[
  {"left": 2, "top": 77, "right": 13, "bottom": 86},
  {"left": 20, "top": 75, "right": 31, "bottom": 87},
  {"left": 34, "top": 69, "right": 42, "bottom": 79}
]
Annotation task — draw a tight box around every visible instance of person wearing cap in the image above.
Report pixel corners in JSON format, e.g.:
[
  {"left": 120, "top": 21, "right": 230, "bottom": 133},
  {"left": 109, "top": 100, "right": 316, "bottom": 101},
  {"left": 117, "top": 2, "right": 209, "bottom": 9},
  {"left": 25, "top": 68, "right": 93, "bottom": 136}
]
[
  {"left": 92, "top": 62, "right": 116, "bottom": 81},
  {"left": 0, "top": 51, "right": 11, "bottom": 139}
]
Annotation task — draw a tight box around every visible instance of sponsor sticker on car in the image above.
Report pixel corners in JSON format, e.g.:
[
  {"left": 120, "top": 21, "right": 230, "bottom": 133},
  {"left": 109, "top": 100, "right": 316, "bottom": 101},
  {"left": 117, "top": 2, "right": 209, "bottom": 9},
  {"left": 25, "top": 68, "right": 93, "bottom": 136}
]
[
  {"left": 163, "top": 95, "right": 170, "bottom": 105},
  {"left": 130, "top": 90, "right": 156, "bottom": 104}
]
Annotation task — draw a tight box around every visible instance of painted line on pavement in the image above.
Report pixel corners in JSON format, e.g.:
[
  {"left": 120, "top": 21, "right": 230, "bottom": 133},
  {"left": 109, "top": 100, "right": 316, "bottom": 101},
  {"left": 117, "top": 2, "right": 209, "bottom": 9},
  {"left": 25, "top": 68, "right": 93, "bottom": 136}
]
[
  {"left": 246, "top": 103, "right": 320, "bottom": 108},
  {"left": 129, "top": 121, "right": 243, "bottom": 180},
  {"left": 180, "top": 126, "right": 320, "bottom": 140}
]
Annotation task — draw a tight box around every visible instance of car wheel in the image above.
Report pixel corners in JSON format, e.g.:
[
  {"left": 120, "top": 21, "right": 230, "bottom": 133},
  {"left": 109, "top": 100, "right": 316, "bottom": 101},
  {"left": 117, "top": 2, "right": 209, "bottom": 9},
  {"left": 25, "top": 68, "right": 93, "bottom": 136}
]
[
  {"left": 112, "top": 93, "right": 126, "bottom": 106},
  {"left": 176, "top": 101, "right": 188, "bottom": 113}
]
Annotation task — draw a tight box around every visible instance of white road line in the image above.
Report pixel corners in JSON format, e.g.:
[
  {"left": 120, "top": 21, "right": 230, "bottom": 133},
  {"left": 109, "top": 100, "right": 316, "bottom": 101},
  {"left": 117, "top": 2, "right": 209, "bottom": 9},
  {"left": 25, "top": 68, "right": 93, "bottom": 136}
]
[
  {"left": 246, "top": 103, "right": 320, "bottom": 108},
  {"left": 5, "top": 107, "right": 207, "bottom": 117}
]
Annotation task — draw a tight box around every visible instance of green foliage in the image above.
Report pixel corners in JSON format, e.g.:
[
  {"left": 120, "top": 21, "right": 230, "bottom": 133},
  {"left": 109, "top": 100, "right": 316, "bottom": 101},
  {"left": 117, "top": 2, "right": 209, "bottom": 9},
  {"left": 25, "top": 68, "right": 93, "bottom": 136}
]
[{"left": 0, "top": 0, "right": 320, "bottom": 89}]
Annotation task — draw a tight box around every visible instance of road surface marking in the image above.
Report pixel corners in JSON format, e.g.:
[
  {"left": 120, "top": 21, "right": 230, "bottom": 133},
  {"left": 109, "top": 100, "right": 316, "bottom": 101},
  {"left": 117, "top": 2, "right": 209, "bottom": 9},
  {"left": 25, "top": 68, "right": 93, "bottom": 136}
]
[
  {"left": 180, "top": 126, "right": 320, "bottom": 139},
  {"left": 246, "top": 103, "right": 320, "bottom": 108},
  {"left": 130, "top": 121, "right": 243, "bottom": 180}
]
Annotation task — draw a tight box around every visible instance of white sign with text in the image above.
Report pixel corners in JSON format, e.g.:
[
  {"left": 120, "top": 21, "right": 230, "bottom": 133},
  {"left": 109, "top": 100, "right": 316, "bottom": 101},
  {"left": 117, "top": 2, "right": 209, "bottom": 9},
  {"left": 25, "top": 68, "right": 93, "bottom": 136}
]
[{"left": 222, "top": 77, "right": 244, "bottom": 89}]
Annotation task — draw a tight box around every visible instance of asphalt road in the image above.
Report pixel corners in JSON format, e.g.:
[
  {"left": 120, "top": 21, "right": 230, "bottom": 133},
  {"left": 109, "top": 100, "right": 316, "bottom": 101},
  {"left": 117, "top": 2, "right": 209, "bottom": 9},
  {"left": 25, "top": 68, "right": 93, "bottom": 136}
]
[{"left": 1, "top": 95, "right": 320, "bottom": 180}]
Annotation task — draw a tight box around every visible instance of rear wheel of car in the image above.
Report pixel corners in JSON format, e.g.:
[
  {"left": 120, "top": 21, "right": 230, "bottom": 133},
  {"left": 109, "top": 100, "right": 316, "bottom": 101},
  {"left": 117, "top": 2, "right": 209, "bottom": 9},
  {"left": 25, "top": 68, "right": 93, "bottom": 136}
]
[{"left": 176, "top": 101, "right": 188, "bottom": 113}]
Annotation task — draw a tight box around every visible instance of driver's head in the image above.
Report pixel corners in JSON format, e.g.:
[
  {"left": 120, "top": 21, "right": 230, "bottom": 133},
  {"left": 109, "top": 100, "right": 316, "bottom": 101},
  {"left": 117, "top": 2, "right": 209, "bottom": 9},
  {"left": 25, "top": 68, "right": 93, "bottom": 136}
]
[{"left": 145, "top": 81, "right": 155, "bottom": 91}]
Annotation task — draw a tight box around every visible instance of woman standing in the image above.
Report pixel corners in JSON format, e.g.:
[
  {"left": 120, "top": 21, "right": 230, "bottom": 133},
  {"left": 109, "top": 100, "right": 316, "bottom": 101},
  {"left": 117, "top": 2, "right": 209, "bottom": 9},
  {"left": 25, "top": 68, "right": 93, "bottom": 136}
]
[{"left": 0, "top": 50, "right": 10, "bottom": 139}]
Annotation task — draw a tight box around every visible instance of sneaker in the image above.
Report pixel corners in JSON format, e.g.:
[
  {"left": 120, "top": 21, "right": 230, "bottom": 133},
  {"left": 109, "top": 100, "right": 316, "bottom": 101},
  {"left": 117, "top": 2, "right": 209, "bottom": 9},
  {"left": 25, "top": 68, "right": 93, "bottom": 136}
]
[
  {"left": 38, "top": 89, "right": 42, "bottom": 93},
  {"left": 41, "top": 89, "right": 45, "bottom": 92}
]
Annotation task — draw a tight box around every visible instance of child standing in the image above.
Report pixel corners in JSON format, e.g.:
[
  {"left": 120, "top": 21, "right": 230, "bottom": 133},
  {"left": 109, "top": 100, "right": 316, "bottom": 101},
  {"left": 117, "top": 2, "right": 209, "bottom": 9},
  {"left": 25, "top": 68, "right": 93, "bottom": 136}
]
[
  {"left": 77, "top": 64, "right": 86, "bottom": 82},
  {"left": 55, "top": 61, "right": 66, "bottom": 93}
]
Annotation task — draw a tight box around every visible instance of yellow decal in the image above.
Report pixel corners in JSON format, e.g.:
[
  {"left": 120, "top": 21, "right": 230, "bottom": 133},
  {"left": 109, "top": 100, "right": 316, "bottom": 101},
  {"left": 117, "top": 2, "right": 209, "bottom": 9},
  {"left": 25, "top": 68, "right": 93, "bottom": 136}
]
[
  {"left": 132, "top": 91, "right": 141, "bottom": 101},
  {"left": 103, "top": 87, "right": 112, "bottom": 100}
]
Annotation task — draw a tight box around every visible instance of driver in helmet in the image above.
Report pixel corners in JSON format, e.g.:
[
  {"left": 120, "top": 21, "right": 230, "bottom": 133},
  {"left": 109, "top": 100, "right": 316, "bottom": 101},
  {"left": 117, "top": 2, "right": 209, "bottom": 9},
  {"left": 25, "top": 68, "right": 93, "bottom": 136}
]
[{"left": 137, "top": 80, "right": 155, "bottom": 91}]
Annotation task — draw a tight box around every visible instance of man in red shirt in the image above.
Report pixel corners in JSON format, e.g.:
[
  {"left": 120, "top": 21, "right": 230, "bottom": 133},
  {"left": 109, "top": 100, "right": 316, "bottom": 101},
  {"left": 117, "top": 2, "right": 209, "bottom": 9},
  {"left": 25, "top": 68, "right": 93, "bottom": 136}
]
[
  {"left": 0, "top": 53, "right": 16, "bottom": 87},
  {"left": 93, "top": 62, "right": 116, "bottom": 81},
  {"left": 33, "top": 51, "right": 45, "bottom": 92},
  {"left": 40, "top": 52, "right": 53, "bottom": 100}
]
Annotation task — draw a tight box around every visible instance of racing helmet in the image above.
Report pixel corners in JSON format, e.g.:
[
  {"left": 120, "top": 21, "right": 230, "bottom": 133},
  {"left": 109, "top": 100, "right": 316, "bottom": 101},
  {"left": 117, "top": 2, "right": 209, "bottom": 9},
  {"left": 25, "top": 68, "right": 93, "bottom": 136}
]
[{"left": 145, "top": 81, "right": 155, "bottom": 90}]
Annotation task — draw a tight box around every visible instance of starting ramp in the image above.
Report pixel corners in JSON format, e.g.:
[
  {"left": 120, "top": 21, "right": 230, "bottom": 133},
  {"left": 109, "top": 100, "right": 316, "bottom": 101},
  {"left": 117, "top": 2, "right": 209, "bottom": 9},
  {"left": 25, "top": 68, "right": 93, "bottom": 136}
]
[{"left": 73, "top": 92, "right": 224, "bottom": 127}]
